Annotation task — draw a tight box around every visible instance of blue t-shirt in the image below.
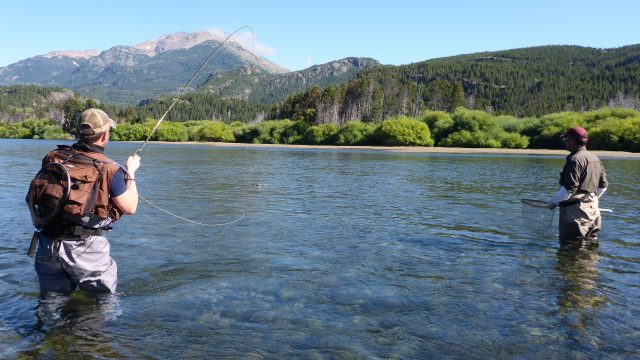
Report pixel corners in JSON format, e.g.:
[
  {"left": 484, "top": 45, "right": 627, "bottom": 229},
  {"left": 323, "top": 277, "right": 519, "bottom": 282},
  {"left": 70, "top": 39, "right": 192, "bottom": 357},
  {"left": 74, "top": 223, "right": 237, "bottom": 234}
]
[{"left": 109, "top": 168, "right": 127, "bottom": 197}]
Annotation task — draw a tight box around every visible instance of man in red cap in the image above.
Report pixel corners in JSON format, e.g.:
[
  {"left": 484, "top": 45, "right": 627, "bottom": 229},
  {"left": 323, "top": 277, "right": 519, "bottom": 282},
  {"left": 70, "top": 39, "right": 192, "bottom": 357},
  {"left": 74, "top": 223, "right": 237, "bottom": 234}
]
[{"left": 548, "top": 126, "right": 608, "bottom": 244}]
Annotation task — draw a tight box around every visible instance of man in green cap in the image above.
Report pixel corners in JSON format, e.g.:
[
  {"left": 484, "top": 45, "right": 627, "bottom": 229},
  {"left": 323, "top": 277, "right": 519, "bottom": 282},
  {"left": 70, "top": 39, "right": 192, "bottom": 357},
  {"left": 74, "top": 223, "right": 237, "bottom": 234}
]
[
  {"left": 548, "top": 126, "right": 608, "bottom": 243},
  {"left": 28, "top": 108, "right": 141, "bottom": 295}
]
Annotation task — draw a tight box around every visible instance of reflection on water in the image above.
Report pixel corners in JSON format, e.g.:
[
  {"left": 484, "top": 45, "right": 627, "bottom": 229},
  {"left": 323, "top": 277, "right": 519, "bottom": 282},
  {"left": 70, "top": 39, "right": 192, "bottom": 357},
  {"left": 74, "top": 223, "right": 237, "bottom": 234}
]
[
  {"left": 556, "top": 239, "right": 605, "bottom": 312},
  {"left": 22, "top": 292, "right": 123, "bottom": 358},
  {"left": 554, "top": 240, "right": 609, "bottom": 358},
  {"left": 1, "top": 140, "right": 639, "bottom": 358}
]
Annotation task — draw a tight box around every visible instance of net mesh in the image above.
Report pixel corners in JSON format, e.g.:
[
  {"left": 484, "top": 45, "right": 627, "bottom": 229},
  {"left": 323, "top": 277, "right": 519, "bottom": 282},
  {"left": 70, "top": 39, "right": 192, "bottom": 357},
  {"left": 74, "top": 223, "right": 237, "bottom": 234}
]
[{"left": 521, "top": 199, "right": 555, "bottom": 234}]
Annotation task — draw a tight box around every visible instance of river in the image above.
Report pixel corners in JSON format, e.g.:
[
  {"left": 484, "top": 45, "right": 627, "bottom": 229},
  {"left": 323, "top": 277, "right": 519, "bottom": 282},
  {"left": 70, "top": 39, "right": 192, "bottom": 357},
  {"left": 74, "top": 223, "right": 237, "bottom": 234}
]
[{"left": 1, "top": 139, "right": 638, "bottom": 358}]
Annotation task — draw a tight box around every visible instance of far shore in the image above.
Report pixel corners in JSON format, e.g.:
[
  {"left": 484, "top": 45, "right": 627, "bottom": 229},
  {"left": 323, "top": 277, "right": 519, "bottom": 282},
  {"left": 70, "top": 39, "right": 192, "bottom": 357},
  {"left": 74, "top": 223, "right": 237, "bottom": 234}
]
[{"left": 145, "top": 141, "right": 640, "bottom": 158}]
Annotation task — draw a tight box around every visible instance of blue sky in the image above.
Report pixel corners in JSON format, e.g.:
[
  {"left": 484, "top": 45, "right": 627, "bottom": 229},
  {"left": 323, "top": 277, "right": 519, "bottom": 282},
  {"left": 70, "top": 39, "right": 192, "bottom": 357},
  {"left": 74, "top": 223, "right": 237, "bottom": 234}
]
[{"left": 2, "top": 0, "right": 638, "bottom": 71}]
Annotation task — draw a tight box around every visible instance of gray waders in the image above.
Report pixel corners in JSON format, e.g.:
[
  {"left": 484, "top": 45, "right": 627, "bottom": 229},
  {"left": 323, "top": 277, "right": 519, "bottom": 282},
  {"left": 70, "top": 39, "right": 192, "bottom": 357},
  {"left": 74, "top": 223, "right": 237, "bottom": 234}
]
[{"left": 34, "top": 233, "right": 118, "bottom": 295}]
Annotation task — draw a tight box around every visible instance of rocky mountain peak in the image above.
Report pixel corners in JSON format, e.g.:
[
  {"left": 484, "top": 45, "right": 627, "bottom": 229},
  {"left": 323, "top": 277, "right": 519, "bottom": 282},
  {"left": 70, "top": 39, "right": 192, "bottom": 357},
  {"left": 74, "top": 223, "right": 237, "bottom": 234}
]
[
  {"left": 133, "top": 30, "right": 228, "bottom": 56},
  {"left": 42, "top": 50, "right": 100, "bottom": 60}
]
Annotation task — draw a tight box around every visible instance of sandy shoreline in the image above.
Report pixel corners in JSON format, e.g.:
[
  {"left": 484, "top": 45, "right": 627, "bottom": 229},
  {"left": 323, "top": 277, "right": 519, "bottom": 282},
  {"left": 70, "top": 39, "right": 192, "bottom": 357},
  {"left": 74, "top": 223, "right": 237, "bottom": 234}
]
[{"left": 146, "top": 141, "right": 640, "bottom": 158}]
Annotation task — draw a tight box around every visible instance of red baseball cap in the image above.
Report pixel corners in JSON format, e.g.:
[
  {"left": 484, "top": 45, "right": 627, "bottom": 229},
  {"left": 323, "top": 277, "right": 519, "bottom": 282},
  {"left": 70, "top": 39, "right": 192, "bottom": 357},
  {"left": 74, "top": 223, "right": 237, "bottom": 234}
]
[{"left": 561, "top": 127, "right": 588, "bottom": 141}]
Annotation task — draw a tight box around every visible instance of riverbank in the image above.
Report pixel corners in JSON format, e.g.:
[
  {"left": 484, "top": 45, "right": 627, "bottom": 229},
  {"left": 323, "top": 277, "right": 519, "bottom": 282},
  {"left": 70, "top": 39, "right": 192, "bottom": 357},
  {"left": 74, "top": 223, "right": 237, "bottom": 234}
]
[{"left": 148, "top": 141, "right": 640, "bottom": 158}]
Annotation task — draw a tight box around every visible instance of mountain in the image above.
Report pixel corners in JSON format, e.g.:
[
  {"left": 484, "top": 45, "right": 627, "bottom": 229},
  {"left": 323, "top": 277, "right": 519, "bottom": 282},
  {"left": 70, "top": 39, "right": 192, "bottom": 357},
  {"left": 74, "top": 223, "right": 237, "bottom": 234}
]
[
  {"left": 0, "top": 30, "right": 288, "bottom": 105},
  {"left": 3, "top": 42, "right": 640, "bottom": 124},
  {"left": 198, "top": 57, "right": 380, "bottom": 103},
  {"left": 268, "top": 45, "right": 640, "bottom": 124}
]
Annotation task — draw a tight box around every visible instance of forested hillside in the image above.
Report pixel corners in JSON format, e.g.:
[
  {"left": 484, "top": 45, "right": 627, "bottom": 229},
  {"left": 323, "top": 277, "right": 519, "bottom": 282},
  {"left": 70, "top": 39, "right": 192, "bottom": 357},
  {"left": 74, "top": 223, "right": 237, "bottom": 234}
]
[
  {"left": 198, "top": 57, "right": 380, "bottom": 104},
  {"left": 0, "top": 85, "right": 74, "bottom": 123},
  {"left": 269, "top": 45, "right": 640, "bottom": 125},
  {"left": 2, "top": 45, "right": 640, "bottom": 152},
  {"left": 129, "top": 93, "right": 268, "bottom": 123},
  {"left": 0, "top": 85, "right": 268, "bottom": 125}
]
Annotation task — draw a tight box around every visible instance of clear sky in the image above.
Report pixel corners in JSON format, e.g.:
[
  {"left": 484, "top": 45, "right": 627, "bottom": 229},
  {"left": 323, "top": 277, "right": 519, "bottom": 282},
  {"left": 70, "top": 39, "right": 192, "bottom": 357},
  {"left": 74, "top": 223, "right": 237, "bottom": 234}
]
[{"left": 2, "top": 0, "right": 638, "bottom": 71}]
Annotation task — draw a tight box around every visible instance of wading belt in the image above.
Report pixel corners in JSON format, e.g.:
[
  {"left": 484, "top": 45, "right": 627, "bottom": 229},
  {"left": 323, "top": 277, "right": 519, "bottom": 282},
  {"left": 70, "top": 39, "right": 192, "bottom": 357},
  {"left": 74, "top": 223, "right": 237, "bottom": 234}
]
[{"left": 41, "top": 221, "right": 105, "bottom": 239}]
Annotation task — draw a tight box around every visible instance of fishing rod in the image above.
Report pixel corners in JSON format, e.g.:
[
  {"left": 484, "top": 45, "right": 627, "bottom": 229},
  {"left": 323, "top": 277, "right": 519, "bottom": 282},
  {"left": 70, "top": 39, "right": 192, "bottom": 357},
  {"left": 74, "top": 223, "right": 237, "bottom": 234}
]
[
  {"left": 134, "top": 26, "right": 253, "bottom": 156},
  {"left": 129, "top": 26, "right": 253, "bottom": 226}
]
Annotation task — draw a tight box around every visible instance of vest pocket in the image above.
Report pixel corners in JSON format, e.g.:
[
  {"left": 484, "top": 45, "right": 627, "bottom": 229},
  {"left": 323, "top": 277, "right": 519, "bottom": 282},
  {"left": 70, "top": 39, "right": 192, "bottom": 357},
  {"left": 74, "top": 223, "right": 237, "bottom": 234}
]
[{"left": 63, "top": 166, "right": 99, "bottom": 216}]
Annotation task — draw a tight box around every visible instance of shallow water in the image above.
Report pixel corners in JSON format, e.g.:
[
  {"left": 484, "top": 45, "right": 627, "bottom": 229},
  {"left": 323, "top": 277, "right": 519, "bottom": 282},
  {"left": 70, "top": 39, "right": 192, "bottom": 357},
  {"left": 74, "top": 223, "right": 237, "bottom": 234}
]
[{"left": 1, "top": 139, "right": 639, "bottom": 359}]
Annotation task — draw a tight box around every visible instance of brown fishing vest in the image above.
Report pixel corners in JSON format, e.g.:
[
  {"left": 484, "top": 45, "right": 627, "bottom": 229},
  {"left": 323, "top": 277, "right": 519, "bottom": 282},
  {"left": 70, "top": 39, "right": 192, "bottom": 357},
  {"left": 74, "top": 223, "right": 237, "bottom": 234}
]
[{"left": 27, "top": 145, "right": 123, "bottom": 229}]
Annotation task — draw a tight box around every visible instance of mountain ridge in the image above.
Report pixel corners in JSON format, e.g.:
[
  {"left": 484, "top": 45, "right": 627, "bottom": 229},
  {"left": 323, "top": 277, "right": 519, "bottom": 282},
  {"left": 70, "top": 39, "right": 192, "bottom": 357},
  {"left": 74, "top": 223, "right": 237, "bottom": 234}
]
[
  {"left": 199, "top": 57, "right": 381, "bottom": 103},
  {"left": 0, "top": 30, "right": 289, "bottom": 104},
  {"left": 266, "top": 44, "right": 640, "bottom": 123}
]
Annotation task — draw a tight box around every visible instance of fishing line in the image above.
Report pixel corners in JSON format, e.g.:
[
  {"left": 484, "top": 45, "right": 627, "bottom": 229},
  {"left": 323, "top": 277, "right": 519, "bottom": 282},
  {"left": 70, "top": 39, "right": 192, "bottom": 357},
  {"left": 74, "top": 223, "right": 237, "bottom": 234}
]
[
  {"left": 128, "top": 26, "right": 254, "bottom": 225},
  {"left": 134, "top": 25, "right": 253, "bottom": 156},
  {"left": 138, "top": 195, "right": 245, "bottom": 227}
]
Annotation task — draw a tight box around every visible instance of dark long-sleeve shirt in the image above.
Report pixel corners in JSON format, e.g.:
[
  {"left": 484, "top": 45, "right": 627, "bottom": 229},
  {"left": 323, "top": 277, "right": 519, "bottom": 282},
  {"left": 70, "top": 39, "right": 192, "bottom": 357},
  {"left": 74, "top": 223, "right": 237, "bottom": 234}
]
[{"left": 559, "top": 146, "right": 608, "bottom": 194}]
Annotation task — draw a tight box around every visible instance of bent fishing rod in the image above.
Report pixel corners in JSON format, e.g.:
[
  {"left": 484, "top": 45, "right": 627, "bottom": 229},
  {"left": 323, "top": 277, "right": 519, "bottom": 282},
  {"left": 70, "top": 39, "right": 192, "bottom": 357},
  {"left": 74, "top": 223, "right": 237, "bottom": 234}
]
[
  {"left": 127, "top": 26, "right": 252, "bottom": 226},
  {"left": 134, "top": 26, "right": 253, "bottom": 156}
]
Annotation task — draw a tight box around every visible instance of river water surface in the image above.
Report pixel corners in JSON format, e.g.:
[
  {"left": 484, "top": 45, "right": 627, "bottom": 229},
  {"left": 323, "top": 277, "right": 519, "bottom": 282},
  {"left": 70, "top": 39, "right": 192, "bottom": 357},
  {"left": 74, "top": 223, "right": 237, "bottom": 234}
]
[{"left": 1, "top": 139, "right": 639, "bottom": 359}]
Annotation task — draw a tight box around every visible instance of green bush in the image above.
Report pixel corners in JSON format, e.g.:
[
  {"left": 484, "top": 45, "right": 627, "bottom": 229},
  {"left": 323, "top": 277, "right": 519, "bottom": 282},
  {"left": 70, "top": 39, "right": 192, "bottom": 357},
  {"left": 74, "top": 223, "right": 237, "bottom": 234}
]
[
  {"left": 305, "top": 124, "right": 338, "bottom": 145},
  {"left": 378, "top": 116, "right": 434, "bottom": 146},
  {"left": 525, "top": 112, "right": 583, "bottom": 149},
  {"left": 233, "top": 126, "right": 258, "bottom": 143},
  {"left": 39, "top": 125, "right": 73, "bottom": 140},
  {"left": 441, "top": 130, "right": 501, "bottom": 148},
  {"left": 3, "top": 106, "right": 637, "bottom": 151},
  {"left": 179, "top": 120, "right": 206, "bottom": 141},
  {"left": 500, "top": 132, "right": 530, "bottom": 149},
  {"left": 335, "top": 121, "right": 378, "bottom": 145},
  {"left": 451, "top": 108, "right": 496, "bottom": 132},
  {"left": 252, "top": 120, "right": 283, "bottom": 144},
  {"left": 584, "top": 107, "right": 638, "bottom": 122},
  {"left": 493, "top": 115, "right": 521, "bottom": 133},
  {"left": 228, "top": 121, "right": 247, "bottom": 132},
  {"left": 193, "top": 121, "right": 235, "bottom": 142},
  {"left": 111, "top": 123, "right": 148, "bottom": 141},
  {"left": 6, "top": 125, "right": 32, "bottom": 139},
  {"left": 421, "top": 111, "right": 453, "bottom": 144},
  {"left": 152, "top": 122, "right": 188, "bottom": 142},
  {"left": 254, "top": 120, "right": 287, "bottom": 144},
  {"left": 236, "top": 119, "right": 307, "bottom": 144},
  {"left": 281, "top": 120, "right": 310, "bottom": 144},
  {"left": 420, "top": 111, "right": 451, "bottom": 129},
  {"left": 0, "top": 118, "right": 72, "bottom": 139},
  {"left": 589, "top": 116, "right": 640, "bottom": 151}
]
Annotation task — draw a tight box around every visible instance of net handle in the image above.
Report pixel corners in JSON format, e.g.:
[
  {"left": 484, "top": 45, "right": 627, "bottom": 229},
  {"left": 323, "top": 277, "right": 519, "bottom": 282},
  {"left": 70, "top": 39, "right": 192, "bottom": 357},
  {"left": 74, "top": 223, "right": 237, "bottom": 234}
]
[
  {"left": 520, "top": 198, "right": 554, "bottom": 208},
  {"left": 521, "top": 198, "right": 613, "bottom": 213}
]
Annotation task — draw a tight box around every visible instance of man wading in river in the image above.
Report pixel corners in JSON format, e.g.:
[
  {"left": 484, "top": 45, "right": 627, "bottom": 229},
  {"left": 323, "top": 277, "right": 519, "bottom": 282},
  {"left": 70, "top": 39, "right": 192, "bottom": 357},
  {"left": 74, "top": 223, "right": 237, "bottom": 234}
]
[
  {"left": 548, "top": 126, "right": 608, "bottom": 245},
  {"left": 26, "top": 108, "right": 141, "bottom": 295}
]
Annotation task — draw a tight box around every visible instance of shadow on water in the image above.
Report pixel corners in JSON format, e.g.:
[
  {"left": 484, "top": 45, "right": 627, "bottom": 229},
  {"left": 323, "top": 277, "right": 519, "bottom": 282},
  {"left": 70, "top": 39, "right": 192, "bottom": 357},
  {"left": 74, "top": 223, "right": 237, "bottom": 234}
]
[{"left": 18, "top": 291, "right": 124, "bottom": 358}]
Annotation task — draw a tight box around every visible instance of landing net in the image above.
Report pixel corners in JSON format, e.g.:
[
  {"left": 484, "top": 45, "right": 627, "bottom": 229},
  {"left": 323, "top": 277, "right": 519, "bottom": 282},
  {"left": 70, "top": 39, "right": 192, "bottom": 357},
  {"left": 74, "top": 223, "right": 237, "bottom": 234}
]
[{"left": 521, "top": 198, "right": 555, "bottom": 234}]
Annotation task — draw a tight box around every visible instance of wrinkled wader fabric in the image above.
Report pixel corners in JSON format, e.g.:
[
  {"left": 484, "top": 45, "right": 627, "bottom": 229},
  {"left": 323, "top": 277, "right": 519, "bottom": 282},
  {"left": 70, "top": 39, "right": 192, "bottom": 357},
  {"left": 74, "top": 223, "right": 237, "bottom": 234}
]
[
  {"left": 35, "top": 233, "right": 118, "bottom": 294},
  {"left": 559, "top": 194, "right": 601, "bottom": 241}
]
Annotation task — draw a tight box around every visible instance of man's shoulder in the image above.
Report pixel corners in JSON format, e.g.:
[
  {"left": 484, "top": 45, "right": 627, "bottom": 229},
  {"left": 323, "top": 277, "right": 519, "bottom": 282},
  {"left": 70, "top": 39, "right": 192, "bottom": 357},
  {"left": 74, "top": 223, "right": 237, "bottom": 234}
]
[{"left": 570, "top": 148, "right": 602, "bottom": 164}]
